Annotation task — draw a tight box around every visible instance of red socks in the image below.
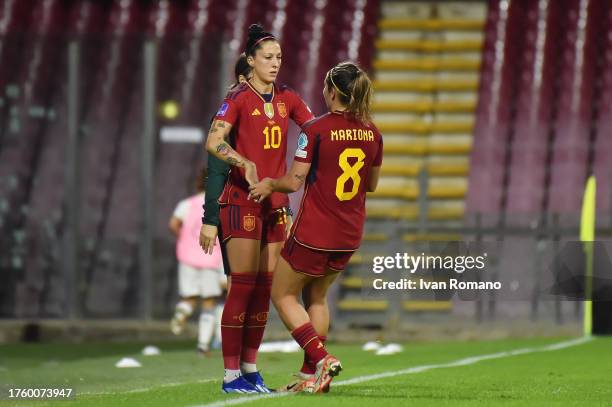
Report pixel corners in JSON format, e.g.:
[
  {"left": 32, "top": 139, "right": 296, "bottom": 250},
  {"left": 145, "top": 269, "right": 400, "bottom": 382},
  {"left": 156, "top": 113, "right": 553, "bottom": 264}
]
[
  {"left": 222, "top": 273, "right": 327, "bottom": 374},
  {"left": 300, "top": 335, "right": 327, "bottom": 375},
  {"left": 291, "top": 323, "right": 328, "bottom": 366},
  {"left": 241, "top": 272, "right": 273, "bottom": 364},
  {"left": 221, "top": 272, "right": 257, "bottom": 370}
]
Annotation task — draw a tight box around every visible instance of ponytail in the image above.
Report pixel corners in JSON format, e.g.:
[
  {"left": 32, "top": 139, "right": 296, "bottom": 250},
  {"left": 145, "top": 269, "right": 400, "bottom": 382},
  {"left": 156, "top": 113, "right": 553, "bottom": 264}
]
[
  {"left": 230, "top": 53, "right": 251, "bottom": 89},
  {"left": 325, "top": 61, "right": 373, "bottom": 124},
  {"left": 347, "top": 70, "right": 372, "bottom": 124}
]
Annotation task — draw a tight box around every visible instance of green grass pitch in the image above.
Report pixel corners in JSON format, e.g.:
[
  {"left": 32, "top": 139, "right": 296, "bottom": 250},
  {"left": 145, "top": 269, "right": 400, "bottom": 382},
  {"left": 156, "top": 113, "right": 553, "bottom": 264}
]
[{"left": 1, "top": 336, "right": 610, "bottom": 406}]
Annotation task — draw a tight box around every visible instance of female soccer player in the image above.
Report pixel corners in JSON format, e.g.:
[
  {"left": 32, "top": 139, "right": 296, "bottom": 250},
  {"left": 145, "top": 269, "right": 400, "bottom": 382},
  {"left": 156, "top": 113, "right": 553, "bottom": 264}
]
[
  {"left": 200, "top": 53, "right": 251, "bottom": 298},
  {"left": 204, "top": 24, "right": 314, "bottom": 393},
  {"left": 200, "top": 53, "right": 251, "bottom": 256},
  {"left": 198, "top": 53, "right": 251, "bottom": 354},
  {"left": 249, "top": 61, "right": 383, "bottom": 394}
]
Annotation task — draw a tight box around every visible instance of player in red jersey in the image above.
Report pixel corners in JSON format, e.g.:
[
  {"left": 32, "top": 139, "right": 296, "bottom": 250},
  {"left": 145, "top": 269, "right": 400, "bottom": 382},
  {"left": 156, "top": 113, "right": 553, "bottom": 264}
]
[
  {"left": 249, "top": 61, "right": 382, "bottom": 394},
  {"left": 204, "top": 24, "right": 314, "bottom": 394}
]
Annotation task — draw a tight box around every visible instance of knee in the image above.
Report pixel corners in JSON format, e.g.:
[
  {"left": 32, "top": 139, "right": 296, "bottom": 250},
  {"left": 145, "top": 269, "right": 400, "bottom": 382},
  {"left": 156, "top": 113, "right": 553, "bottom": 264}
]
[
  {"left": 308, "top": 296, "right": 327, "bottom": 311},
  {"left": 307, "top": 288, "right": 328, "bottom": 306},
  {"left": 201, "top": 298, "right": 216, "bottom": 311},
  {"left": 271, "top": 277, "right": 282, "bottom": 302},
  {"left": 271, "top": 289, "right": 283, "bottom": 309},
  {"left": 201, "top": 303, "right": 215, "bottom": 312},
  {"left": 271, "top": 285, "right": 292, "bottom": 311}
]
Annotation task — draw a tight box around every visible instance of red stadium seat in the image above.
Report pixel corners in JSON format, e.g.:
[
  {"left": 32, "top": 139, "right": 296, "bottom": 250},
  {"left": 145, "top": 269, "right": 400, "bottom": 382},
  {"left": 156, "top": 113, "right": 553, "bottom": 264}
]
[
  {"left": 505, "top": 0, "right": 560, "bottom": 224},
  {"left": 547, "top": 0, "right": 600, "bottom": 218},
  {"left": 466, "top": 0, "right": 529, "bottom": 224},
  {"left": 593, "top": 3, "right": 612, "bottom": 222}
]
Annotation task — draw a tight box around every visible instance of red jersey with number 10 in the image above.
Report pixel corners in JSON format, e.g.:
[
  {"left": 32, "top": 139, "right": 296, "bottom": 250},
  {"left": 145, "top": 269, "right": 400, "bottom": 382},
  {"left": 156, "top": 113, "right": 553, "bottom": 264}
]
[
  {"left": 291, "top": 112, "right": 383, "bottom": 251},
  {"left": 214, "top": 82, "right": 313, "bottom": 209}
]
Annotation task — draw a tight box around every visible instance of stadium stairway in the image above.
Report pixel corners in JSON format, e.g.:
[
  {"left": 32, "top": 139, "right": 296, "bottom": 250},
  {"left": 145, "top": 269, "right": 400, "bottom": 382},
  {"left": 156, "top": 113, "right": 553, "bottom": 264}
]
[{"left": 337, "top": 1, "right": 487, "bottom": 327}]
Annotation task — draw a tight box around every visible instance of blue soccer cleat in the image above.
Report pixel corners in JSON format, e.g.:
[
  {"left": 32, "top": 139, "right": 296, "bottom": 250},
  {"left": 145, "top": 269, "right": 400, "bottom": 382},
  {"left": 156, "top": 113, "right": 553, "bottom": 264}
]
[
  {"left": 243, "top": 371, "right": 273, "bottom": 393},
  {"left": 222, "top": 376, "right": 258, "bottom": 394}
]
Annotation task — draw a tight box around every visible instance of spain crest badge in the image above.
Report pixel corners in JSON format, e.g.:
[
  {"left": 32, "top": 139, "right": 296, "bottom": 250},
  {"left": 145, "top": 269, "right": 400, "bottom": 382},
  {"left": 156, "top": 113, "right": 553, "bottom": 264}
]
[
  {"left": 277, "top": 102, "right": 287, "bottom": 118},
  {"left": 243, "top": 214, "right": 256, "bottom": 232}
]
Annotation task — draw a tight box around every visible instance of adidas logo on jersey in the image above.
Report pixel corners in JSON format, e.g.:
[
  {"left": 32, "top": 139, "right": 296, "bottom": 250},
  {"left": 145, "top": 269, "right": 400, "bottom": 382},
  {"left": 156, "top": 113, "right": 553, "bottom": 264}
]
[{"left": 251, "top": 108, "right": 261, "bottom": 116}]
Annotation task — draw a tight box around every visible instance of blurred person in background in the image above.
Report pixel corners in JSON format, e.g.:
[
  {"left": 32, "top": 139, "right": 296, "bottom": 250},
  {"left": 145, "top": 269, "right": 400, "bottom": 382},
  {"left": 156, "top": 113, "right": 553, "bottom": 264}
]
[
  {"left": 249, "top": 61, "right": 382, "bottom": 394},
  {"left": 203, "top": 23, "right": 314, "bottom": 393},
  {"left": 169, "top": 169, "right": 227, "bottom": 356}
]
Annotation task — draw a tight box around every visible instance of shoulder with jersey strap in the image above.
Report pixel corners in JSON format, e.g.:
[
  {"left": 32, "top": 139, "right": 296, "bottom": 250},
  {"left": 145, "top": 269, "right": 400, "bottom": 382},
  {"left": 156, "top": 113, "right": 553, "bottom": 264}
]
[
  {"left": 302, "top": 112, "right": 332, "bottom": 131},
  {"left": 277, "top": 84, "right": 307, "bottom": 100},
  {"left": 225, "top": 82, "right": 249, "bottom": 101},
  {"left": 277, "top": 84, "right": 295, "bottom": 93}
]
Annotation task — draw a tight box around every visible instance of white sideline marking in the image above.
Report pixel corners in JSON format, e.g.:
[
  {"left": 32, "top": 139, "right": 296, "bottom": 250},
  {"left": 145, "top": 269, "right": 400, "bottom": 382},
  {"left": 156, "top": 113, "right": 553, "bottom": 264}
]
[
  {"left": 193, "top": 337, "right": 593, "bottom": 407},
  {"left": 83, "top": 378, "right": 216, "bottom": 396}
]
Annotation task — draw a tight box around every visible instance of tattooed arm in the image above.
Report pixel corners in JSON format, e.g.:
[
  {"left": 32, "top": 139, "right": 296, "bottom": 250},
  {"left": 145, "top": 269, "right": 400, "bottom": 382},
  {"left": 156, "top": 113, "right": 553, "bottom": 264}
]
[
  {"left": 205, "top": 119, "right": 258, "bottom": 184},
  {"left": 248, "top": 161, "right": 311, "bottom": 202}
]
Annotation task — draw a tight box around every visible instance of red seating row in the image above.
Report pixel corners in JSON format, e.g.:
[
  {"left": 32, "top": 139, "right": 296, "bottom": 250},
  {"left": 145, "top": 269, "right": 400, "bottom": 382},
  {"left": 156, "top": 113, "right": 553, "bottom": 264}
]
[{"left": 467, "top": 0, "right": 612, "bottom": 228}]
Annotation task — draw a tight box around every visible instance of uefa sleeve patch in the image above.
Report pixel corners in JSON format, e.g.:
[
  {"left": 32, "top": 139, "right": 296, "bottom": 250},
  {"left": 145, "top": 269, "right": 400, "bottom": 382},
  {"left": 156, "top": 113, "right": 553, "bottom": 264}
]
[
  {"left": 216, "top": 102, "right": 229, "bottom": 116},
  {"left": 297, "top": 132, "right": 308, "bottom": 149},
  {"left": 295, "top": 132, "right": 308, "bottom": 158}
]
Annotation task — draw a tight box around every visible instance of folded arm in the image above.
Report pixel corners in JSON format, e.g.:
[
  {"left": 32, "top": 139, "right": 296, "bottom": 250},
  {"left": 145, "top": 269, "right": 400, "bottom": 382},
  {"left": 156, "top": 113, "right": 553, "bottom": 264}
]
[{"left": 205, "top": 119, "right": 258, "bottom": 185}]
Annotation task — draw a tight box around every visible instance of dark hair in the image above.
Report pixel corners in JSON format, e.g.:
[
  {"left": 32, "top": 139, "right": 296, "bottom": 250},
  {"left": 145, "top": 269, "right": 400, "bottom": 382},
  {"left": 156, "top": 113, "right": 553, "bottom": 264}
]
[
  {"left": 231, "top": 53, "right": 251, "bottom": 89},
  {"left": 194, "top": 167, "right": 207, "bottom": 192},
  {"left": 245, "top": 24, "right": 277, "bottom": 57},
  {"left": 325, "top": 61, "right": 373, "bottom": 124}
]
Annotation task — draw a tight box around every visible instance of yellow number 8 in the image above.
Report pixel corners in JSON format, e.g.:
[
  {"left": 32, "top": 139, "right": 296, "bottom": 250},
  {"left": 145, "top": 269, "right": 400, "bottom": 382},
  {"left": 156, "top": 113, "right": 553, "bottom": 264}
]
[{"left": 336, "top": 148, "right": 365, "bottom": 201}]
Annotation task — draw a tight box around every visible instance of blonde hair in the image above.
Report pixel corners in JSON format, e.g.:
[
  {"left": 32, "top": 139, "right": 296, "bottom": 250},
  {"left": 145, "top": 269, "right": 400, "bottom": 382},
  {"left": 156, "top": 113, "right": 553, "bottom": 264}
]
[{"left": 325, "top": 61, "right": 373, "bottom": 124}]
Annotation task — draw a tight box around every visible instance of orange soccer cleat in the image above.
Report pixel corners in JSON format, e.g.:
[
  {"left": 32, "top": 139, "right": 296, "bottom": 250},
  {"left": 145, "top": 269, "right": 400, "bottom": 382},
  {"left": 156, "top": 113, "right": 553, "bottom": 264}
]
[{"left": 311, "top": 355, "right": 342, "bottom": 393}]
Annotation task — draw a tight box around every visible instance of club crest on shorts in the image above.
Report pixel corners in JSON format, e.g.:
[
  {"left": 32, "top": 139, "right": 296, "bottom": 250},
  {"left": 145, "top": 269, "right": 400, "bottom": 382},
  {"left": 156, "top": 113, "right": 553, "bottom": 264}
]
[
  {"left": 263, "top": 102, "right": 274, "bottom": 119},
  {"left": 277, "top": 102, "right": 287, "bottom": 118},
  {"left": 243, "top": 214, "right": 256, "bottom": 232}
]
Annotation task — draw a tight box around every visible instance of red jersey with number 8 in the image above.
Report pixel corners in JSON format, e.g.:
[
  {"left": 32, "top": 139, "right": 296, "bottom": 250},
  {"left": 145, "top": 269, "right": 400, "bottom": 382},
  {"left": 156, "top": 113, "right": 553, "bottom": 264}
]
[
  {"left": 214, "top": 82, "right": 313, "bottom": 209},
  {"left": 291, "top": 112, "right": 383, "bottom": 251}
]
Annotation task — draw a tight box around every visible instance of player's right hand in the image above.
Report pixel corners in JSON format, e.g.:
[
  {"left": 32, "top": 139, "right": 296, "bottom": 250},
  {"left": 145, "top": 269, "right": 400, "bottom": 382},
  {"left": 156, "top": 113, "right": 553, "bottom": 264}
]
[
  {"left": 199, "top": 224, "right": 218, "bottom": 255},
  {"left": 244, "top": 160, "right": 259, "bottom": 186},
  {"left": 248, "top": 178, "right": 273, "bottom": 202}
]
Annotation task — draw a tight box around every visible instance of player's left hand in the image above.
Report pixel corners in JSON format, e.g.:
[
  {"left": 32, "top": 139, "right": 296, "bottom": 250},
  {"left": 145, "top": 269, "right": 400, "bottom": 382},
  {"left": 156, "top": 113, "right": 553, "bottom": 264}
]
[
  {"left": 199, "top": 224, "right": 218, "bottom": 255},
  {"left": 248, "top": 178, "right": 273, "bottom": 202}
]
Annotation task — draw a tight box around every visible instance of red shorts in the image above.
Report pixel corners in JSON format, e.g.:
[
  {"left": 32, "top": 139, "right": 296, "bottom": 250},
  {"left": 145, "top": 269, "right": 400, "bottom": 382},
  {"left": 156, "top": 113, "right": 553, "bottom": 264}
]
[
  {"left": 281, "top": 237, "right": 354, "bottom": 277},
  {"left": 219, "top": 204, "right": 287, "bottom": 244}
]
